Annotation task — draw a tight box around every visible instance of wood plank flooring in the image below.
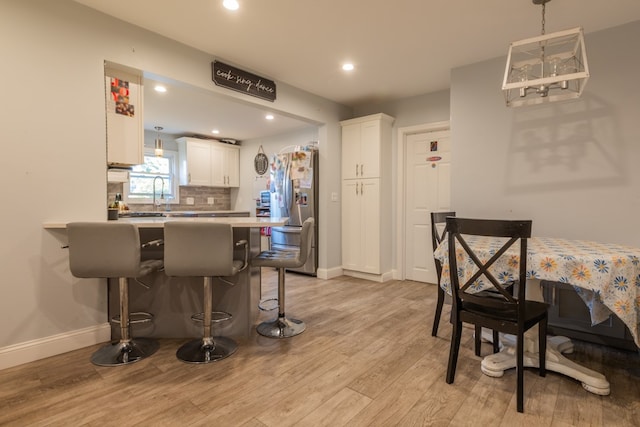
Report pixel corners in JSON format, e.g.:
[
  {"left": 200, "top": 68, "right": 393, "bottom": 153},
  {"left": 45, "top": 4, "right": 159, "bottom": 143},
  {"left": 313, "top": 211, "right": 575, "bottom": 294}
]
[{"left": 1, "top": 270, "right": 638, "bottom": 426}]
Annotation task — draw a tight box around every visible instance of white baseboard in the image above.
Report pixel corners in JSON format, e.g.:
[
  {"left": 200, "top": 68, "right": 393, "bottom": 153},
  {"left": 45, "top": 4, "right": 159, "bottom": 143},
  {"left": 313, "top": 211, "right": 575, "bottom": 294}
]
[
  {"left": 342, "top": 269, "right": 394, "bottom": 283},
  {"left": 317, "top": 266, "right": 343, "bottom": 280},
  {"left": 0, "top": 323, "right": 111, "bottom": 371}
]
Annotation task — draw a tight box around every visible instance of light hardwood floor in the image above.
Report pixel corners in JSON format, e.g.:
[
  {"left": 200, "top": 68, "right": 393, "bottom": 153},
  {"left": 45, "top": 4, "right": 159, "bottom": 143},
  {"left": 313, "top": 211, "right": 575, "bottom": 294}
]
[{"left": 1, "top": 270, "right": 638, "bottom": 426}]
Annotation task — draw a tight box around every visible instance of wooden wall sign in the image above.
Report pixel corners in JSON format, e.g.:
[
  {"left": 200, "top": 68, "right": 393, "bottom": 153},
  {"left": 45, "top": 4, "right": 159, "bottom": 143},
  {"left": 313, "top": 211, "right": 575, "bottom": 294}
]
[{"left": 212, "top": 60, "right": 276, "bottom": 102}]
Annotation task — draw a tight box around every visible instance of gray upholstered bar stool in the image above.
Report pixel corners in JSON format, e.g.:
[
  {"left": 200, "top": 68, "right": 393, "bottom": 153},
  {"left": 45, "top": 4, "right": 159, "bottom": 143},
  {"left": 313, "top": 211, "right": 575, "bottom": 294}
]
[
  {"left": 163, "top": 221, "right": 248, "bottom": 364},
  {"left": 67, "top": 222, "right": 163, "bottom": 366},
  {"left": 252, "top": 217, "right": 314, "bottom": 338}
]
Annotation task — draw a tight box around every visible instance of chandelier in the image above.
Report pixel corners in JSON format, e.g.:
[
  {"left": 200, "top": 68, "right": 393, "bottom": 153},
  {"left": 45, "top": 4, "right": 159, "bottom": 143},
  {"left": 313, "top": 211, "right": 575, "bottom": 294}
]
[{"left": 502, "top": 0, "right": 590, "bottom": 107}]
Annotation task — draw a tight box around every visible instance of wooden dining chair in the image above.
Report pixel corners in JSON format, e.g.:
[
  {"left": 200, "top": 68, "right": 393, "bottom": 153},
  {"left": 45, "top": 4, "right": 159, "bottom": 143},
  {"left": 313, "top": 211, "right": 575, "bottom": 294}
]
[
  {"left": 430, "top": 211, "right": 455, "bottom": 337},
  {"left": 431, "top": 211, "right": 496, "bottom": 356},
  {"left": 444, "top": 217, "right": 548, "bottom": 413}
]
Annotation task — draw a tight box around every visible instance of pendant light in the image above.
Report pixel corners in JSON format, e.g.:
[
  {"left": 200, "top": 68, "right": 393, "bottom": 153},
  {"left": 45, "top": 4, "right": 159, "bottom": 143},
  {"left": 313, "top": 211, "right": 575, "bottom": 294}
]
[
  {"left": 154, "top": 126, "right": 164, "bottom": 157},
  {"left": 502, "top": 0, "right": 590, "bottom": 107}
]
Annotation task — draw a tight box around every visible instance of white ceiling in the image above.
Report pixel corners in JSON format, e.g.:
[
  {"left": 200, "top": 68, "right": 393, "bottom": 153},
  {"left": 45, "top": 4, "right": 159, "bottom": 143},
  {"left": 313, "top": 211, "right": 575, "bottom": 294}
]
[
  {"left": 143, "top": 74, "right": 316, "bottom": 140},
  {"left": 76, "top": 0, "right": 640, "bottom": 140}
]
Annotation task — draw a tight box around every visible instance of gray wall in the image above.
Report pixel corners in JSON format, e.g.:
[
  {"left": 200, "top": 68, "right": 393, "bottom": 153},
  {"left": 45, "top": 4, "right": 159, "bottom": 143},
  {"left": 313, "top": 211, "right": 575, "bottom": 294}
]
[
  {"left": 0, "top": 0, "right": 350, "bottom": 360},
  {"left": 450, "top": 21, "right": 640, "bottom": 246}
]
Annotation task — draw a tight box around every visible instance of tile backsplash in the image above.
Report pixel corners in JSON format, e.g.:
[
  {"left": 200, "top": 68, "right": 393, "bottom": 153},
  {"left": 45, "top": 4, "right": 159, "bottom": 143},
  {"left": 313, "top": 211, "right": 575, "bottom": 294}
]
[{"left": 108, "top": 183, "right": 231, "bottom": 211}]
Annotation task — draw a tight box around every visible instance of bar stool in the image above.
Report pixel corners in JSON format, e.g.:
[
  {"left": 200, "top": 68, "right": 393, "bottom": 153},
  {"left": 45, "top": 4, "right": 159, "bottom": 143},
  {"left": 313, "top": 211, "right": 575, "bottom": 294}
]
[
  {"left": 67, "top": 222, "right": 163, "bottom": 366},
  {"left": 163, "top": 221, "right": 248, "bottom": 364},
  {"left": 252, "top": 217, "right": 314, "bottom": 338}
]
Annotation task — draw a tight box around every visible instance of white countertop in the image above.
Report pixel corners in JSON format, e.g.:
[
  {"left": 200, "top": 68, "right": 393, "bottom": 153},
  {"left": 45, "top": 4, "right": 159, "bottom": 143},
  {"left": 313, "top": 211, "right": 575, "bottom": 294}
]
[{"left": 43, "top": 216, "right": 288, "bottom": 229}]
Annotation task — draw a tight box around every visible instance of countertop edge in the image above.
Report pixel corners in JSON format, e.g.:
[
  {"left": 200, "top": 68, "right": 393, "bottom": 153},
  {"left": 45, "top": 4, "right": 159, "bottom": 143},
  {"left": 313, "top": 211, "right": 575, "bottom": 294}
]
[{"left": 43, "top": 217, "right": 288, "bottom": 229}]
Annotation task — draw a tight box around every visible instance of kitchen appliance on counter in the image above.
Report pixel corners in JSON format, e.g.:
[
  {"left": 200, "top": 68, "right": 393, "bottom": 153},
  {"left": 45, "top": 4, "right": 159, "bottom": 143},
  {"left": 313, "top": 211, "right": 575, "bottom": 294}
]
[{"left": 269, "top": 145, "right": 318, "bottom": 275}]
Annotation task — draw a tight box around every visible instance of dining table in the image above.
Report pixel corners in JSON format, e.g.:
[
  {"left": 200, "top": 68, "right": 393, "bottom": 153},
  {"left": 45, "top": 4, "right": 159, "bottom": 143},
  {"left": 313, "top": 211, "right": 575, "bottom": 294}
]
[{"left": 434, "top": 235, "right": 640, "bottom": 396}]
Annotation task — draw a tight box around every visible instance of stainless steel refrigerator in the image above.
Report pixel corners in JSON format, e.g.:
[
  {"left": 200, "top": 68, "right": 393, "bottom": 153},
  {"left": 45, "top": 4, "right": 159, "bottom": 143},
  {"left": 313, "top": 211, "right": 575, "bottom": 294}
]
[{"left": 269, "top": 146, "right": 318, "bottom": 275}]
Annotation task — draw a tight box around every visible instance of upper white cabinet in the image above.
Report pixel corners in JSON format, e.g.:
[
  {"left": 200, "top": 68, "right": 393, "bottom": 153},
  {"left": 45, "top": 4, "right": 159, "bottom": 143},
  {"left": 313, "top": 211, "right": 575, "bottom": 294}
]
[
  {"left": 176, "top": 137, "right": 240, "bottom": 187},
  {"left": 341, "top": 113, "right": 394, "bottom": 180},
  {"left": 105, "top": 63, "right": 144, "bottom": 167},
  {"left": 211, "top": 142, "right": 240, "bottom": 187}
]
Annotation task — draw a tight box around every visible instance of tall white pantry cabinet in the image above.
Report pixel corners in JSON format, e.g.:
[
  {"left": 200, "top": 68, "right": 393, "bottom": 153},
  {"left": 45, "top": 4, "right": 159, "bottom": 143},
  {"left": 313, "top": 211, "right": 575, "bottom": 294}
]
[{"left": 340, "top": 113, "right": 395, "bottom": 282}]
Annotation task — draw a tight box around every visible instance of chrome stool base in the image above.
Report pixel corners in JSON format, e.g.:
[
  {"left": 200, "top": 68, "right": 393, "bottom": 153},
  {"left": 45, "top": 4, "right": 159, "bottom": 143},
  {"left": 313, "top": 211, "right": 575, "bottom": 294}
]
[
  {"left": 176, "top": 336, "right": 237, "bottom": 364},
  {"left": 91, "top": 337, "right": 159, "bottom": 367},
  {"left": 257, "top": 316, "right": 306, "bottom": 338}
]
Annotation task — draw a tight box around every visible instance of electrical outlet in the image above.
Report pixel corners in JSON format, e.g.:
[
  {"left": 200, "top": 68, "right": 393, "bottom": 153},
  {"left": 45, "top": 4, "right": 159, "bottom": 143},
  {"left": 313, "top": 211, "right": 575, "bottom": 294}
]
[
  {"left": 207, "top": 197, "right": 215, "bottom": 205},
  {"left": 331, "top": 192, "right": 338, "bottom": 202},
  {"left": 186, "top": 197, "right": 195, "bottom": 205}
]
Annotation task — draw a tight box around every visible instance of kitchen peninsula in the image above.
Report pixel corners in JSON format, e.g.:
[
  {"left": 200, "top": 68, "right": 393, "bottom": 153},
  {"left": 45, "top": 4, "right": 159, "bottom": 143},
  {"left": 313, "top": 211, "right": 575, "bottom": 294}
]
[{"left": 44, "top": 216, "right": 288, "bottom": 340}]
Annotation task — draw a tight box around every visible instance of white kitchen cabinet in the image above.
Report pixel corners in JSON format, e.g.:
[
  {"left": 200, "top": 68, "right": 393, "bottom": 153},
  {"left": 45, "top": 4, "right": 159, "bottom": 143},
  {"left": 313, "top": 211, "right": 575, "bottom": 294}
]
[
  {"left": 177, "top": 137, "right": 240, "bottom": 187},
  {"left": 340, "top": 113, "right": 394, "bottom": 281},
  {"left": 341, "top": 113, "right": 394, "bottom": 180},
  {"left": 211, "top": 142, "right": 240, "bottom": 187},
  {"left": 180, "top": 138, "right": 211, "bottom": 185},
  {"left": 341, "top": 178, "right": 381, "bottom": 274},
  {"left": 105, "top": 63, "right": 144, "bottom": 167}
]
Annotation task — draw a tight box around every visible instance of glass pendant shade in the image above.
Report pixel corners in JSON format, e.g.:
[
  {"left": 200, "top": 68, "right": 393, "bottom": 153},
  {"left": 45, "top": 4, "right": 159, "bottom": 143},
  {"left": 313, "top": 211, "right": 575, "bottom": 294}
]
[
  {"left": 502, "top": 27, "right": 589, "bottom": 107},
  {"left": 154, "top": 126, "right": 164, "bottom": 157}
]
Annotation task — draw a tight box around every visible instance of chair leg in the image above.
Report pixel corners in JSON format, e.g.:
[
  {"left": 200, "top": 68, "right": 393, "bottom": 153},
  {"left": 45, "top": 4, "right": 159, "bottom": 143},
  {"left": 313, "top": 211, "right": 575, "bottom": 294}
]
[
  {"left": 539, "top": 317, "right": 547, "bottom": 377},
  {"left": 474, "top": 325, "right": 482, "bottom": 356},
  {"left": 91, "top": 277, "right": 159, "bottom": 367},
  {"left": 431, "top": 285, "right": 445, "bottom": 337},
  {"left": 257, "top": 268, "right": 305, "bottom": 338},
  {"left": 516, "top": 332, "right": 525, "bottom": 413},
  {"left": 176, "top": 276, "right": 237, "bottom": 364},
  {"left": 492, "top": 330, "right": 500, "bottom": 354},
  {"left": 446, "top": 319, "right": 463, "bottom": 384}
]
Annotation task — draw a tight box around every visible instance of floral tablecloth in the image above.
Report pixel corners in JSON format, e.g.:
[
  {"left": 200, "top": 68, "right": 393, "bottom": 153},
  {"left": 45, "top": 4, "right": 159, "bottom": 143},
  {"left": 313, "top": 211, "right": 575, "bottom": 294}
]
[{"left": 434, "top": 236, "right": 640, "bottom": 347}]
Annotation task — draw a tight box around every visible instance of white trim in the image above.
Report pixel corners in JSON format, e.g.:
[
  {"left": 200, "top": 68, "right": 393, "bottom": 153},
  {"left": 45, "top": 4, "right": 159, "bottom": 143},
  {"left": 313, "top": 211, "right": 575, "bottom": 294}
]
[
  {"left": 343, "top": 269, "right": 394, "bottom": 283},
  {"left": 0, "top": 323, "right": 111, "bottom": 370},
  {"left": 317, "top": 266, "right": 342, "bottom": 280},
  {"left": 395, "top": 121, "right": 450, "bottom": 280}
]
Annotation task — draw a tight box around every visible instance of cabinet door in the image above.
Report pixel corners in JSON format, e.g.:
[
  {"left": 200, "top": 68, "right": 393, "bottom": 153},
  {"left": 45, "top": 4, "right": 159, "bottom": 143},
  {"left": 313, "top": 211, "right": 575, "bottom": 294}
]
[
  {"left": 359, "top": 179, "right": 381, "bottom": 273},
  {"left": 341, "top": 180, "right": 362, "bottom": 270},
  {"left": 341, "top": 179, "right": 381, "bottom": 274},
  {"left": 359, "top": 120, "right": 381, "bottom": 178},
  {"left": 105, "top": 65, "right": 144, "bottom": 167},
  {"left": 210, "top": 143, "right": 226, "bottom": 187},
  {"left": 186, "top": 141, "right": 211, "bottom": 185},
  {"left": 225, "top": 145, "right": 240, "bottom": 187},
  {"left": 341, "top": 123, "right": 361, "bottom": 180}
]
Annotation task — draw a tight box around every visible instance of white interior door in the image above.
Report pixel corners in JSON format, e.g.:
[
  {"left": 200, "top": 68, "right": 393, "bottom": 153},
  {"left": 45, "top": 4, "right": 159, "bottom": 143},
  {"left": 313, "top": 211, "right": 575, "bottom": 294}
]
[{"left": 404, "top": 129, "right": 451, "bottom": 283}]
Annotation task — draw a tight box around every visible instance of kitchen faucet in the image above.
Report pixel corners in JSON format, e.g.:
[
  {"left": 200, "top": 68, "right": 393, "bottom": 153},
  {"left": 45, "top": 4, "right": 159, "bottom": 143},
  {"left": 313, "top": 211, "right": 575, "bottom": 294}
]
[{"left": 152, "top": 176, "right": 165, "bottom": 211}]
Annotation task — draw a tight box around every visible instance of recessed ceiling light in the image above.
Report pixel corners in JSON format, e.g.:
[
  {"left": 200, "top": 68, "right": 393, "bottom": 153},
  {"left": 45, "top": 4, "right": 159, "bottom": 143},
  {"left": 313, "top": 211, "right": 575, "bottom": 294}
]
[
  {"left": 223, "top": 0, "right": 239, "bottom": 10},
  {"left": 154, "top": 85, "right": 167, "bottom": 92},
  {"left": 265, "top": 114, "right": 274, "bottom": 120},
  {"left": 211, "top": 129, "right": 220, "bottom": 134},
  {"left": 342, "top": 63, "right": 355, "bottom": 71}
]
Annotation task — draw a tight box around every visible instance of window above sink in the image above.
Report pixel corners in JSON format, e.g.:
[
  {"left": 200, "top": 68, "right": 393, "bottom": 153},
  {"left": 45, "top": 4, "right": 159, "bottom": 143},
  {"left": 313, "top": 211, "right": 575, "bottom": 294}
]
[{"left": 124, "top": 147, "right": 179, "bottom": 205}]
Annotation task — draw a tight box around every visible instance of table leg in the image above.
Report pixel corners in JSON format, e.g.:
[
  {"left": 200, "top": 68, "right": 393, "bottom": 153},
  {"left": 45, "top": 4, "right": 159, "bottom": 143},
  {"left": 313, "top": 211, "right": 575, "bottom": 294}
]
[{"left": 477, "top": 280, "right": 610, "bottom": 396}]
